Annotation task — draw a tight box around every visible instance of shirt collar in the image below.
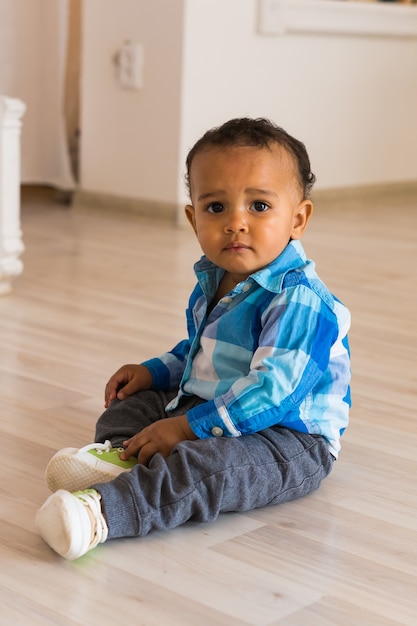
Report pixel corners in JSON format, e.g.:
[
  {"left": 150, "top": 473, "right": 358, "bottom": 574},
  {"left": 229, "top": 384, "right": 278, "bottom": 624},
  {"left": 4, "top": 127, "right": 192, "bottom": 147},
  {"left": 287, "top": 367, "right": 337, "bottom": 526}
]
[{"left": 194, "top": 240, "right": 309, "bottom": 296}]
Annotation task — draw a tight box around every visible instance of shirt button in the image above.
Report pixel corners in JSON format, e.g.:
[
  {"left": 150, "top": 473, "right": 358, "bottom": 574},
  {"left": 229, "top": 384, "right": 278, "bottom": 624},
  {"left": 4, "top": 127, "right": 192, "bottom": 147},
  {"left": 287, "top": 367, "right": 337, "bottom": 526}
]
[
  {"left": 211, "top": 426, "right": 223, "bottom": 437},
  {"left": 242, "top": 283, "right": 251, "bottom": 292}
]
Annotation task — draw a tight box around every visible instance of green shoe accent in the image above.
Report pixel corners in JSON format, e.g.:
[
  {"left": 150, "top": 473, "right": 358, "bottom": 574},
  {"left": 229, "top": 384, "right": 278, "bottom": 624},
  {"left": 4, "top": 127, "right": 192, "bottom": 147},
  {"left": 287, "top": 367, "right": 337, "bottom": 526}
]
[{"left": 86, "top": 444, "right": 137, "bottom": 470}]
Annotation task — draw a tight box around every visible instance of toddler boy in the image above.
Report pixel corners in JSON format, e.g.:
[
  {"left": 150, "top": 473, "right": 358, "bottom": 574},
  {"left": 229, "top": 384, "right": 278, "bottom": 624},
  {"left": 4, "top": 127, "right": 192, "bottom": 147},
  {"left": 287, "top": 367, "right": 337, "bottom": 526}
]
[{"left": 36, "top": 118, "right": 351, "bottom": 560}]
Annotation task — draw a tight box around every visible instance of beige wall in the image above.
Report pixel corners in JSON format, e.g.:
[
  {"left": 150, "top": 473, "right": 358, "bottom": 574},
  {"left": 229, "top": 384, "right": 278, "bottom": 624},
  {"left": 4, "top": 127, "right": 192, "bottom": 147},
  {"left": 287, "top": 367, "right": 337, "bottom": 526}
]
[
  {"left": 1, "top": 0, "right": 417, "bottom": 208},
  {"left": 179, "top": 0, "right": 417, "bottom": 199},
  {"left": 80, "top": 0, "right": 417, "bottom": 208},
  {"left": 0, "top": 0, "right": 74, "bottom": 189},
  {"left": 80, "top": 0, "right": 184, "bottom": 205}
]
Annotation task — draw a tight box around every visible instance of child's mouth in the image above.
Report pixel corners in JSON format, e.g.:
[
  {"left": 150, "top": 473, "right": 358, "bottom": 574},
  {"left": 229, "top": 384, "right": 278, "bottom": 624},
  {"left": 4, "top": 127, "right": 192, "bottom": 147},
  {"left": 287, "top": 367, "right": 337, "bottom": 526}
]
[{"left": 224, "top": 242, "right": 250, "bottom": 251}]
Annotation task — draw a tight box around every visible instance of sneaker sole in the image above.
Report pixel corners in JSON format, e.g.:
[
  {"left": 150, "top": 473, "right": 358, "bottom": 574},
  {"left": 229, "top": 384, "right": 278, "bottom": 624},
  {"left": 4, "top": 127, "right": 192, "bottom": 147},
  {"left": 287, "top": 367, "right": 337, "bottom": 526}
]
[
  {"left": 36, "top": 490, "right": 91, "bottom": 560},
  {"left": 46, "top": 454, "right": 128, "bottom": 493}
]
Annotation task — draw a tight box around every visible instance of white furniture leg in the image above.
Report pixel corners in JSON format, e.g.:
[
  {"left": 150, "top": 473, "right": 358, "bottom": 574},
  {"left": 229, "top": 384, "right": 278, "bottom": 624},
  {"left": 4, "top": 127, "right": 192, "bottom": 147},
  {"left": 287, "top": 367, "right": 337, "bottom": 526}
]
[{"left": 0, "top": 96, "right": 26, "bottom": 295}]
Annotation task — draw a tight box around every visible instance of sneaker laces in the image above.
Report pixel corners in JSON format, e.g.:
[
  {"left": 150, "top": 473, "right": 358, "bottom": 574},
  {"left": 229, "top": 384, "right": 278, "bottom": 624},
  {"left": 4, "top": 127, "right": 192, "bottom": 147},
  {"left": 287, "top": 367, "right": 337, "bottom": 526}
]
[
  {"left": 76, "top": 490, "right": 109, "bottom": 548},
  {"left": 77, "top": 440, "right": 113, "bottom": 456}
]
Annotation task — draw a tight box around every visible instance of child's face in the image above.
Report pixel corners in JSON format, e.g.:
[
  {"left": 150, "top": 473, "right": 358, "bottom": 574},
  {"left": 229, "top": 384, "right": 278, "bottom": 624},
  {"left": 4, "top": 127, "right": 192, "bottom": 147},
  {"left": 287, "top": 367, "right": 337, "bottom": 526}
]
[{"left": 185, "top": 144, "right": 313, "bottom": 284}]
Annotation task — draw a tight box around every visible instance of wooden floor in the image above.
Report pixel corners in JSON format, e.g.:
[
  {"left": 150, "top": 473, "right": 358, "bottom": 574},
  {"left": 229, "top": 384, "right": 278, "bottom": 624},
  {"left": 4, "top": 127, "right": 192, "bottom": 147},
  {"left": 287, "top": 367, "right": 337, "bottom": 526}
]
[{"left": 0, "top": 184, "right": 416, "bottom": 625}]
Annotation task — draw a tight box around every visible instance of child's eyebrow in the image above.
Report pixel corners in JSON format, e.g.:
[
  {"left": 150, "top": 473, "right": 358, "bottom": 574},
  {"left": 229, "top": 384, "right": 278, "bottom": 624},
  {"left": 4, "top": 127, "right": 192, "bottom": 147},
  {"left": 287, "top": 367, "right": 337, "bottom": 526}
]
[
  {"left": 197, "top": 188, "right": 278, "bottom": 202},
  {"left": 197, "top": 190, "right": 226, "bottom": 202},
  {"left": 245, "top": 188, "right": 278, "bottom": 198}
]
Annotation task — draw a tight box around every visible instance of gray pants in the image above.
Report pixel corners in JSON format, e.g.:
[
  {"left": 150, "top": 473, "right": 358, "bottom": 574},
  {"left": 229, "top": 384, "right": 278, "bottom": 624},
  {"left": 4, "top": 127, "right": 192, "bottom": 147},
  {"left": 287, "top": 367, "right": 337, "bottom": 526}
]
[{"left": 94, "top": 390, "right": 334, "bottom": 539}]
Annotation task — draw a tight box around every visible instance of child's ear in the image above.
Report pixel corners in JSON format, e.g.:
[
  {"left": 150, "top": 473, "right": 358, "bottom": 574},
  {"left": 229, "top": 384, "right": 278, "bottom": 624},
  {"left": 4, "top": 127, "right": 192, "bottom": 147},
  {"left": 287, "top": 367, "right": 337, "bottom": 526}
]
[
  {"left": 291, "top": 200, "right": 313, "bottom": 240},
  {"left": 185, "top": 204, "right": 197, "bottom": 234}
]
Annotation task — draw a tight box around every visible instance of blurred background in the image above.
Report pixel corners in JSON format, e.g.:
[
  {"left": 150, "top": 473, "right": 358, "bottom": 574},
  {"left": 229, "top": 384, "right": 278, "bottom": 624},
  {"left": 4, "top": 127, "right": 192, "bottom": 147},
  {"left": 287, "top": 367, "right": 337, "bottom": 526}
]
[{"left": 1, "top": 0, "right": 417, "bottom": 218}]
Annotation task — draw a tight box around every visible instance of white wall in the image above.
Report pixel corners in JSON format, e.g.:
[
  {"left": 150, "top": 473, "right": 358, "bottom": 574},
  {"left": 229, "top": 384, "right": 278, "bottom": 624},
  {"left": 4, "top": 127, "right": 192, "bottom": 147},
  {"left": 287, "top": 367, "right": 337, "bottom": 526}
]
[
  {"left": 81, "top": 0, "right": 184, "bottom": 205},
  {"left": 178, "top": 0, "right": 417, "bottom": 203},
  {"left": 80, "top": 0, "right": 417, "bottom": 210},
  {"left": 0, "top": 0, "right": 74, "bottom": 189},
  {"left": 1, "top": 0, "right": 417, "bottom": 209}
]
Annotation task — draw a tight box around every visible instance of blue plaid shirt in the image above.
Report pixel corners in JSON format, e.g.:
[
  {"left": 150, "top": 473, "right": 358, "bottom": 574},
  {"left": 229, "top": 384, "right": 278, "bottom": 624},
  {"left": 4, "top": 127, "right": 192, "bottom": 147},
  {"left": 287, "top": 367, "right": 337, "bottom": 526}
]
[{"left": 143, "top": 240, "right": 351, "bottom": 458}]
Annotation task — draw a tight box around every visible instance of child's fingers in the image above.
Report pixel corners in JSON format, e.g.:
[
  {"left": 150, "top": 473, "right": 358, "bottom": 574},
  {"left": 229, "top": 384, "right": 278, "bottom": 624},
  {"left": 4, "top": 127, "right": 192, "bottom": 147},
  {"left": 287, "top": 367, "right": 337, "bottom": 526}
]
[{"left": 120, "top": 436, "right": 142, "bottom": 460}]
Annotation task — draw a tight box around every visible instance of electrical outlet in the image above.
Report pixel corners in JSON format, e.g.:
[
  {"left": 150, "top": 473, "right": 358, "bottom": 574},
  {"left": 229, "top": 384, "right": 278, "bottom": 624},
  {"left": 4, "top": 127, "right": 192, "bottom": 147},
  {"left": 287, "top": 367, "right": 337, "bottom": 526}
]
[{"left": 117, "top": 41, "right": 144, "bottom": 90}]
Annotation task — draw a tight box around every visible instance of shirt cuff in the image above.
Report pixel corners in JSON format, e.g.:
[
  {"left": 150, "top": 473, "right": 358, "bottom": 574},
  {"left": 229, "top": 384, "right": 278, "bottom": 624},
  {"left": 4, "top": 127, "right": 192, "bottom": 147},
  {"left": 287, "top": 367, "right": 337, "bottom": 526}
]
[{"left": 186, "top": 398, "right": 241, "bottom": 438}]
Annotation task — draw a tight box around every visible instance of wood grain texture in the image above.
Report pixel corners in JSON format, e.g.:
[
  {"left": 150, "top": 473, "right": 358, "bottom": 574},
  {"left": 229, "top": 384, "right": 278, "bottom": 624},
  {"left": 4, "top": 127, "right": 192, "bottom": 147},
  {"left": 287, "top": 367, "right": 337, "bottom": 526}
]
[{"left": 0, "top": 185, "right": 416, "bottom": 625}]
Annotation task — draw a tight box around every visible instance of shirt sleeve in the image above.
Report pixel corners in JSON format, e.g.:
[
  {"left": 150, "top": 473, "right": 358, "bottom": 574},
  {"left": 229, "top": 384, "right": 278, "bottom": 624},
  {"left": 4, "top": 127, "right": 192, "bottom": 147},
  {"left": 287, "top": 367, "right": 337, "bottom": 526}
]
[
  {"left": 186, "top": 284, "right": 342, "bottom": 438},
  {"left": 141, "top": 282, "right": 201, "bottom": 390},
  {"left": 142, "top": 338, "right": 191, "bottom": 390}
]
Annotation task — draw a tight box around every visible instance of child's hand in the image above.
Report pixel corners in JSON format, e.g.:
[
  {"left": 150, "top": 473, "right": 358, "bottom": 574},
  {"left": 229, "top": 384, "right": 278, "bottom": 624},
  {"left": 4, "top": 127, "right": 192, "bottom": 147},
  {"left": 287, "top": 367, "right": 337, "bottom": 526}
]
[
  {"left": 104, "top": 364, "right": 152, "bottom": 407},
  {"left": 120, "top": 415, "right": 198, "bottom": 465}
]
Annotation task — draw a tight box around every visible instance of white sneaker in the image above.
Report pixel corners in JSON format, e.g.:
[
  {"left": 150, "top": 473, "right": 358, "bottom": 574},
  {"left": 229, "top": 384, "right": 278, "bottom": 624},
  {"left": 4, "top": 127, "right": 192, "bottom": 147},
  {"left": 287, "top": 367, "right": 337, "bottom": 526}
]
[
  {"left": 35, "top": 489, "right": 108, "bottom": 560},
  {"left": 45, "top": 440, "right": 138, "bottom": 492}
]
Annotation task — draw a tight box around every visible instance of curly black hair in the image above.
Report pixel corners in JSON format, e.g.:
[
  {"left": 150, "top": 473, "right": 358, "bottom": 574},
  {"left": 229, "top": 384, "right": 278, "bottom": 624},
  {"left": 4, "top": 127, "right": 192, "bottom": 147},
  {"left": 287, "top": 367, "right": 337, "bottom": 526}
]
[{"left": 185, "top": 117, "right": 316, "bottom": 200}]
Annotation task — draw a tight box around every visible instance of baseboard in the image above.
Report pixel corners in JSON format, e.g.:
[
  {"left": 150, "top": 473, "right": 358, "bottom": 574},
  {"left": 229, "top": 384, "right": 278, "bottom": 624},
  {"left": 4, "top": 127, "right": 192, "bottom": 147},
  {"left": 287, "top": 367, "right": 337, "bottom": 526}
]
[
  {"left": 68, "top": 180, "right": 417, "bottom": 223},
  {"left": 72, "top": 189, "right": 181, "bottom": 224},
  {"left": 312, "top": 180, "right": 417, "bottom": 205}
]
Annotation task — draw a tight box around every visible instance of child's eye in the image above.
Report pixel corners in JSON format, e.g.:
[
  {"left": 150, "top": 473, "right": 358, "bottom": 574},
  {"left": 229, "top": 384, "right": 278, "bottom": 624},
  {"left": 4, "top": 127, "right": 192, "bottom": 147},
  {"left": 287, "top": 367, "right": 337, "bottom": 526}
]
[
  {"left": 207, "top": 202, "right": 224, "bottom": 214},
  {"left": 251, "top": 201, "right": 269, "bottom": 213}
]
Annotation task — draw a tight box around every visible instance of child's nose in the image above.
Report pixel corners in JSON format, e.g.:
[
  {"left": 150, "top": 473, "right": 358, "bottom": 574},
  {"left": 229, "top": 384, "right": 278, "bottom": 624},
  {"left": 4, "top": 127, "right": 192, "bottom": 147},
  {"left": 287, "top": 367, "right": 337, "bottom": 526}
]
[{"left": 224, "top": 208, "right": 248, "bottom": 233}]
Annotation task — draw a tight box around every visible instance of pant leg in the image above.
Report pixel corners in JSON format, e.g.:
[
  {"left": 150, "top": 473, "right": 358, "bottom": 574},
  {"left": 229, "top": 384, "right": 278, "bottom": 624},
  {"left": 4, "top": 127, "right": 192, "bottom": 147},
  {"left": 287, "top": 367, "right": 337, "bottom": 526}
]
[
  {"left": 95, "top": 426, "right": 334, "bottom": 540},
  {"left": 94, "top": 389, "right": 179, "bottom": 447}
]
